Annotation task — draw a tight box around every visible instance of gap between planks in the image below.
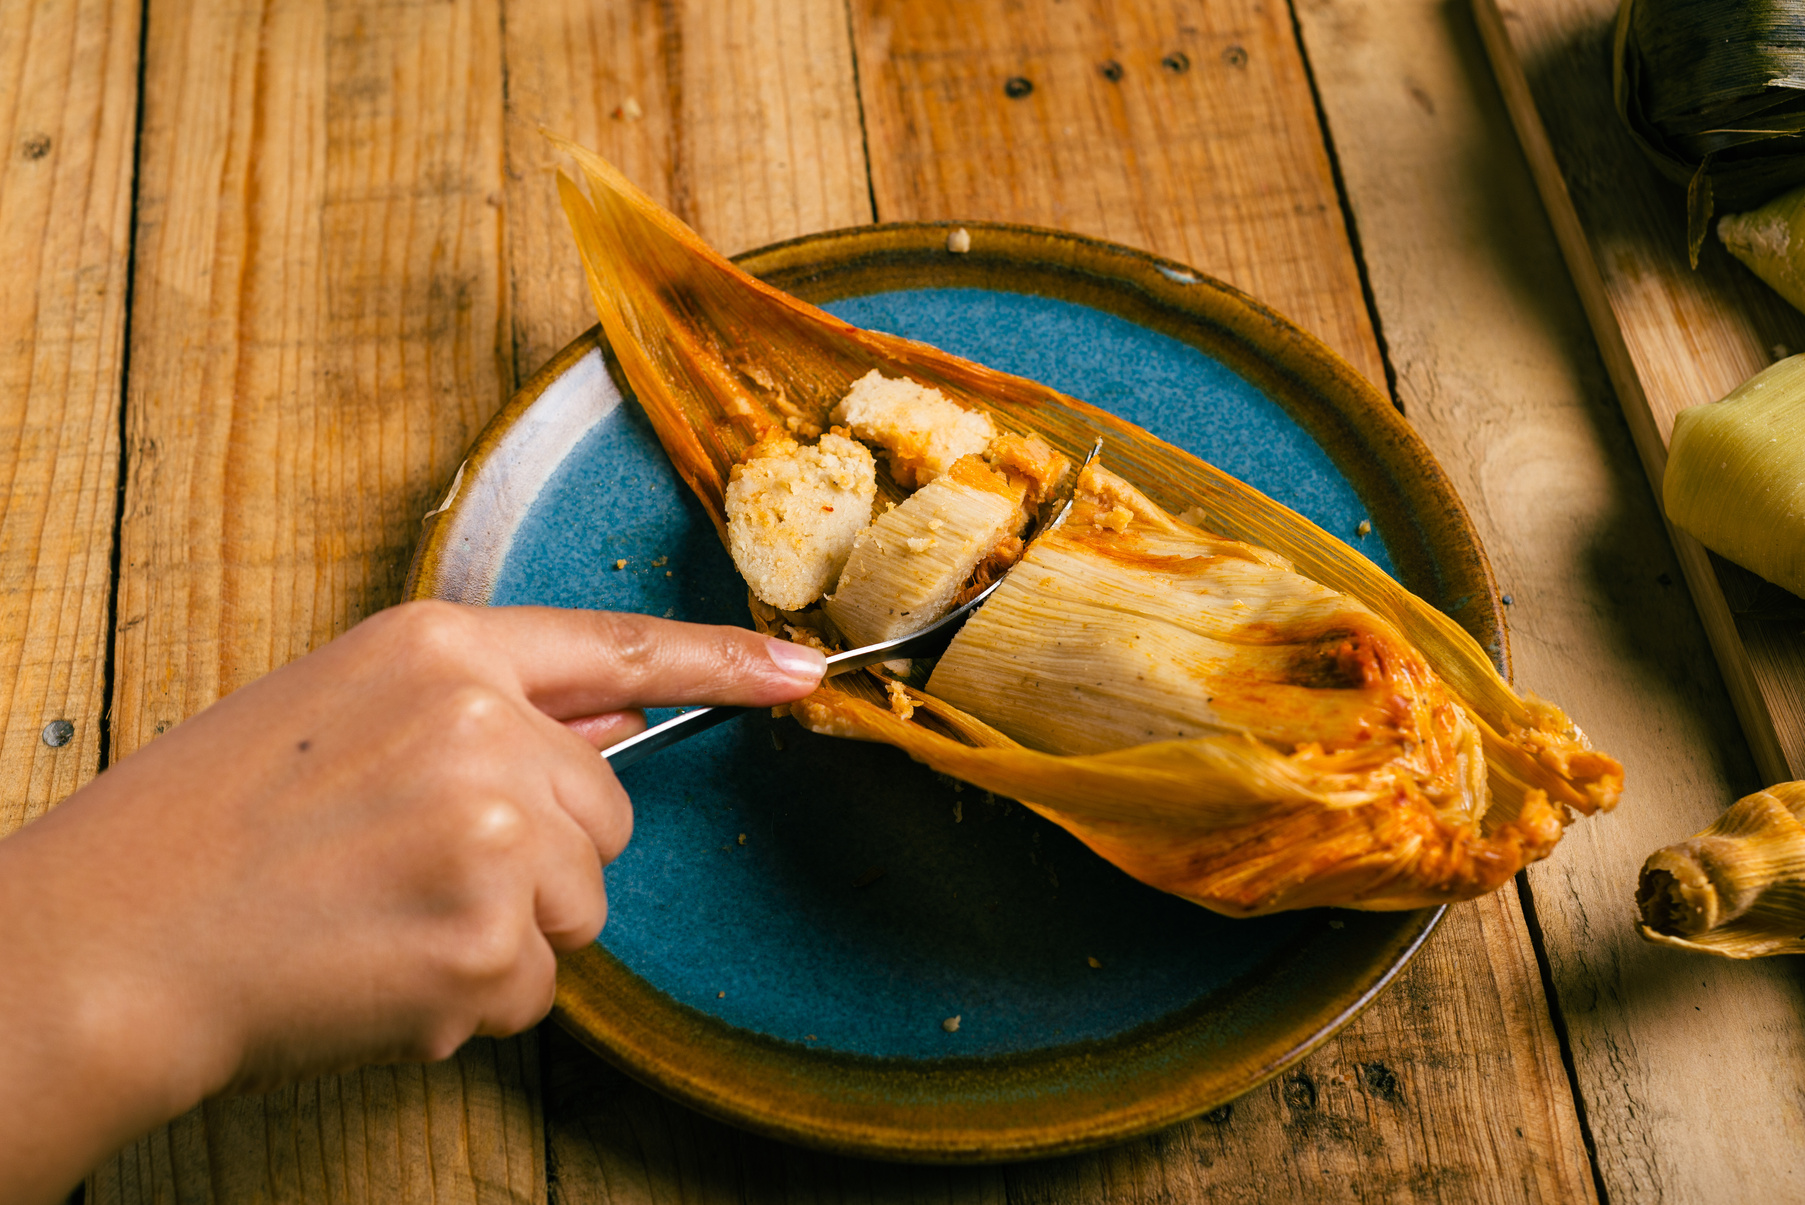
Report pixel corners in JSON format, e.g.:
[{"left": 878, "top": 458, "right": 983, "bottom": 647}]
[{"left": 527, "top": 2, "right": 1598, "bottom": 1197}]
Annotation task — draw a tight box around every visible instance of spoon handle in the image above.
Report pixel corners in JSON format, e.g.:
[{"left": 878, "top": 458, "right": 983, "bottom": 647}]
[
  {"left": 599, "top": 703, "right": 744, "bottom": 770},
  {"left": 602, "top": 439, "right": 1103, "bottom": 770}
]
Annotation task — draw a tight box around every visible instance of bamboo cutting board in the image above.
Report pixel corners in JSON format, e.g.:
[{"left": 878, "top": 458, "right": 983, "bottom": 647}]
[{"left": 1474, "top": 0, "right": 1805, "bottom": 785}]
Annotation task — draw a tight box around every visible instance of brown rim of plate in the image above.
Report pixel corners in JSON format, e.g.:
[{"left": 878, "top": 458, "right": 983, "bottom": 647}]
[{"left": 405, "top": 221, "right": 1506, "bottom": 1163}]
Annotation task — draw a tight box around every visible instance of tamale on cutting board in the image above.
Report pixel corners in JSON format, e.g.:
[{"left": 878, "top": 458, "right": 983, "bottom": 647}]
[{"left": 1474, "top": 0, "right": 1805, "bottom": 784}]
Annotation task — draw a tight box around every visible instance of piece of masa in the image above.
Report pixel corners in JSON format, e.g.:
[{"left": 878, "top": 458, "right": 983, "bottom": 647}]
[
  {"left": 824, "top": 455, "right": 1026, "bottom": 647},
  {"left": 830, "top": 370, "right": 997, "bottom": 489},
  {"left": 725, "top": 433, "right": 877, "bottom": 609}
]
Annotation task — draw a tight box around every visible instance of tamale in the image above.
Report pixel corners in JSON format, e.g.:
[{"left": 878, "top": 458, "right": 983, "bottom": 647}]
[
  {"left": 930, "top": 465, "right": 1486, "bottom": 789},
  {"left": 1663, "top": 355, "right": 1805, "bottom": 599},
  {"left": 1637, "top": 782, "right": 1805, "bottom": 958},
  {"left": 1614, "top": 0, "right": 1805, "bottom": 262},
  {"left": 553, "top": 137, "right": 1623, "bottom": 916},
  {"left": 1719, "top": 184, "right": 1805, "bottom": 319}
]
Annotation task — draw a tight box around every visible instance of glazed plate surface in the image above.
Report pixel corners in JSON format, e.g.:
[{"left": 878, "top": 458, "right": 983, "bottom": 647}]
[{"left": 406, "top": 224, "right": 1504, "bottom": 1161}]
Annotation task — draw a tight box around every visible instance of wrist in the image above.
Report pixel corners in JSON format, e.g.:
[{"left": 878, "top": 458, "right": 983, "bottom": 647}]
[{"left": 0, "top": 794, "right": 239, "bottom": 1201}]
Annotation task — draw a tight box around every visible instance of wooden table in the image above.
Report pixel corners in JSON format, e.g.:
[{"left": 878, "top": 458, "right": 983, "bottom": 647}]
[{"left": 4, "top": 0, "right": 1800, "bottom": 1201}]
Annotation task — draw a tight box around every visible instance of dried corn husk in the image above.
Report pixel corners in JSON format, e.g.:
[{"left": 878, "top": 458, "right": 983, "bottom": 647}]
[
  {"left": 1637, "top": 782, "right": 1805, "bottom": 958},
  {"left": 554, "top": 138, "right": 1623, "bottom": 915},
  {"left": 1614, "top": 0, "right": 1805, "bottom": 263},
  {"left": 929, "top": 465, "right": 1487, "bottom": 791}
]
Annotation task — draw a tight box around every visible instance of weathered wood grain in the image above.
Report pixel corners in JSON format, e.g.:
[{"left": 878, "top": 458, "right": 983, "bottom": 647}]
[
  {"left": 851, "top": 1, "right": 1592, "bottom": 1198},
  {"left": 89, "top": 1, "right": 542, "bottom": 1200},
  {"left": 0, "top": 0, "right": 138, "bottom": 834},
  {"left": 1451, "top": 0, "right": 1805, "bottom": 1198},
  {"left": 1474, "top": 0, "right": 1805, "bottom": 787},
  {"left": 531, "top": 2, "right": 1594, "bottom": 1200},
  {"left": 500, "top": 0, "right": 874, "bottom": 379},
  {"left": 849, "top": 0, "right": 1389, "bottom": 393}
]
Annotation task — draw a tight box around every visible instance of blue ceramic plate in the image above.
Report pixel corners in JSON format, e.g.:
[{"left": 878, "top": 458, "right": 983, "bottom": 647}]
[{"left": 407, "top": 223, "right": 1503, "bottom": 1162}]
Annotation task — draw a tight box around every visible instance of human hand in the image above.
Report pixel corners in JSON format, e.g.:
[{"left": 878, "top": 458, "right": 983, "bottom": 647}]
[{"left": 0, "top": 602, "right": 825, "bottom": 1205}]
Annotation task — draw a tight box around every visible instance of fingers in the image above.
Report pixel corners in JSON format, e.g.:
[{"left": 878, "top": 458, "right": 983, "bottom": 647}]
[
  {"left": 539, "top": 728, "right": 634, "bottom": 868},
  {"left": 470, "top": 931, "right": 558, "bottom": 1040},
  {"left": 521, "top": 709, "right": 633, "bottom": 946},
  {"left": 531, "top": 804, "right": 611, "bottom": 952},
  {"left": 420, "top": 743, "right": 619, "bottom": 1049},
  {"left": 563, "top": 709, "right": 645, "bottom": 748},
  {"left": 475, "top": 606, "right": 825, "bottom": 718}
]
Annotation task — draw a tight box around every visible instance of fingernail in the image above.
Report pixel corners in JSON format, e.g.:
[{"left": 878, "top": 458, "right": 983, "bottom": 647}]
[{"left": 765, "top": 639, "right": 826, "bottom": 682}]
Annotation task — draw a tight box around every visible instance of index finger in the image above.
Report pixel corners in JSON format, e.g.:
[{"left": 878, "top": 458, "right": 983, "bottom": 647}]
[{"left": 474, "top": 607, "right": 825, "bottom": 719}]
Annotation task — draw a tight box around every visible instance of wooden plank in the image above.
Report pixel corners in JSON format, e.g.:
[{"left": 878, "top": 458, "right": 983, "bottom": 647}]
[
  {"left": 850, "top": 0, "right": 1389, "bottom": 393},
  {"left": 851, "top": 2, "right": 1592, "bottom": 1199},
  {"left": 531, "top": 2, "right": 1593, "bottom": 1200},
  {"left": 88, "top": 1, "right": 543, "bottom": 1201},
  {"left": 0, "top": 0, "right": 138, "bottom": 835},
  {"left": 1472, "top": 0, "right": 1805, "bottom": 786},
  {"left": 500, "top": 0, "right": 875, "bottom": 379},
  {"left": 1399, "top": 0, "right": 1805, "bottom": 1199}
]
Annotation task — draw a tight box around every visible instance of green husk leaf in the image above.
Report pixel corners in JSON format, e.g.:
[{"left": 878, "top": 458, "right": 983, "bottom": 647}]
[{"left": 1616, "top": 0, "right": 1805, "bottom": 249}]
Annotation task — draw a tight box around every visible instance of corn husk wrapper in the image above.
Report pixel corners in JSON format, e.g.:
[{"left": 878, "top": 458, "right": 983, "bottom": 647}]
[
  {"left": 1664, "top": 354, "right": 1805, "bottom": 599},
  {"left": 1720, "top": 184, "right": 1805, "bottom": 317},
  {"left": 1614, "top": 0, "right": 1805, "bottom": 264},
  {"left": 1638, "top": 782, "right": 1805, "bottom": 957},
  {"left": 554, "top": 139, "right": 1622, "bottom": 916}
]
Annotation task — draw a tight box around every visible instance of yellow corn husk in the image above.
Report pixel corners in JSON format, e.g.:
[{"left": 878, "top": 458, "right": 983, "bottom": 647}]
[
  {"left": 1718, "top": 185, "right": 1805, "bottom": 315},
  {"left": 1664, "top": 355, "right": 1805, "bottom": 599},
  {"left": 1637, "top": 782, "right": 1805, "bottom": 958},
  {"left": 554, "top": 138, "right": 1623, "bottom": 915},
  {"left": 929, "top": 466, "right": 1488, "bottom": 800}
]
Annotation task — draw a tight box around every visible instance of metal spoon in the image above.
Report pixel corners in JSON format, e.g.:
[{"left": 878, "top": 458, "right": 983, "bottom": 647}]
[{"left": 601, "top": 439, "right": 1101, "bottom": 770}]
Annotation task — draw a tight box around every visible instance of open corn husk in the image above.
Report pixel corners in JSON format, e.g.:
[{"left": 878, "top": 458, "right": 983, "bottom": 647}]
[
  {"left": 1638, "top": 782, "right": 1805, "bottom": 958},
  {"left": 1614, "top": 0, "right": 1805, "bottom": 264},
  {"left": 554, "top": 139, "right": 1622, "bottom": 916}
]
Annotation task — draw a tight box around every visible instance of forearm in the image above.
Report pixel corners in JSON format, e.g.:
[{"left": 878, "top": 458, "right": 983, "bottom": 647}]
[
  {"left": 0, "top": 812, "right": 221, "bottom": 1205},
  {"left": 0, "top": 605, "right": 825, "bottom": 1201}
]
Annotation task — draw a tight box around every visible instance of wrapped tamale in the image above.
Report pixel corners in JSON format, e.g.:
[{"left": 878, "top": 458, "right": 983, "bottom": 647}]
[
  {"left": 1719, "top": 183, "right": 1805, "bottom": 316},
  {"left": 554, "top": 138, "right": 1623, "bottom": 916},
  {"left": 1663, "top": 355, "right": 1805, "bottom": 599},
  {"left": 1614, "top": 0, "right": 1805, "bottom": 262},
  {"left": 1638, "top": 782, "right": 1805, "bottom": 958}
]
